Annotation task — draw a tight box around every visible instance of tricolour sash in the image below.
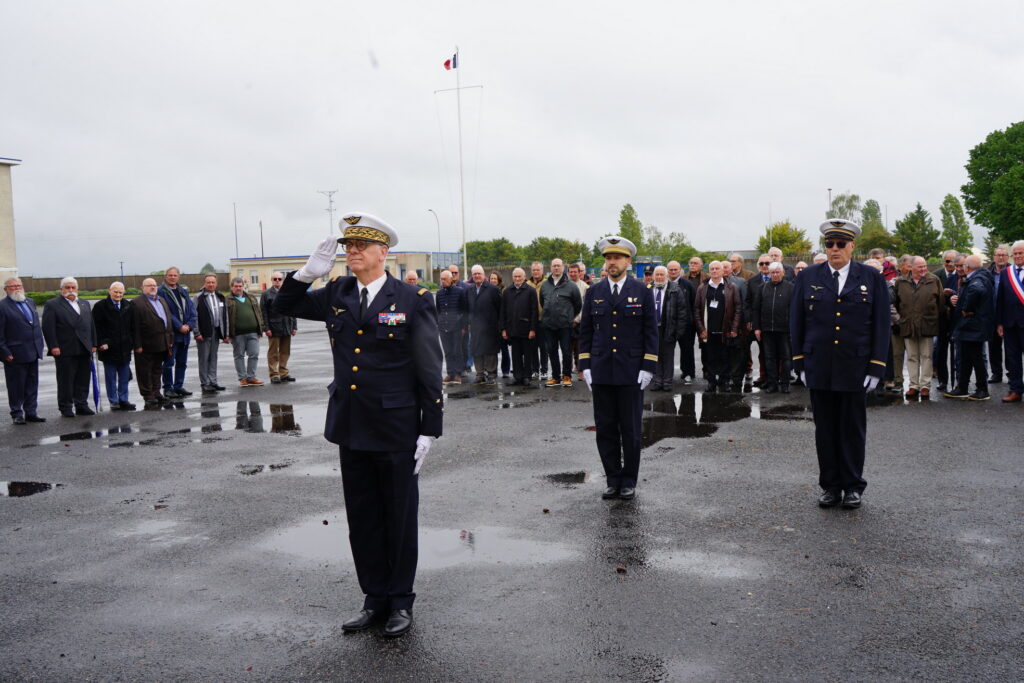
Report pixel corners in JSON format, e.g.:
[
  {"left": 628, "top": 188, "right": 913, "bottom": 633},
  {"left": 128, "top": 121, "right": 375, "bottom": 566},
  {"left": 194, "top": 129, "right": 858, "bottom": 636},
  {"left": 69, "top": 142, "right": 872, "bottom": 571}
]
[{"left": 1007, "top": 267, "right": 1024, "bottom": 306}]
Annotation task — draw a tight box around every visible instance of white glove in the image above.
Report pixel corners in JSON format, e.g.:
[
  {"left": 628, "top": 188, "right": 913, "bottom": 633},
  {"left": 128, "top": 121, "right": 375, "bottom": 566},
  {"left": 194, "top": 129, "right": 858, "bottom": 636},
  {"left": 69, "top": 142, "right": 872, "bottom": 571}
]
[
  {"left": 800, "top": 372, "right": 806, "bottom": 385},
  {"left": 583, "top": 369, "right": 592, "bottom": 391},
  {"left": 863, "top": 375, "right": 880, "bottom": 392},
  {"left": 638, "top": 370, "right": 653, "bottom": 390},
  {"left": 413, "top": 435, "right": 435, "bottom": 475},
  {"left": 295, "top": 236, "right": 339, "bottom": 283}
]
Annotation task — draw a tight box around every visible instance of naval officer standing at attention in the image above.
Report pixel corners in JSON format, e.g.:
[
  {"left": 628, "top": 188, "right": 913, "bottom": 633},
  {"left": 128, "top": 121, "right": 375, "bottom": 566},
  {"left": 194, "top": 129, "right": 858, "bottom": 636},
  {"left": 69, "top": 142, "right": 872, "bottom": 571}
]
[
  {"left": 273, "top": 213, "right": 443, "bottom": 639},
  {"left": 790, "top": 220, "right": 890, "bottom": 509},
  {"left": 578, "top": 236, "right": 658, "bottom": 501}
]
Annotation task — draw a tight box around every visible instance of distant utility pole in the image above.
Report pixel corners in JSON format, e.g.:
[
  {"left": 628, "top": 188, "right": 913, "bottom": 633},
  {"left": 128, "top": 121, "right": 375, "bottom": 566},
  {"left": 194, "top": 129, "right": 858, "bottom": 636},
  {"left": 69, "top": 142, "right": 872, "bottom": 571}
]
[
  {"left": 118, "top": 261, "right": 124, "bottom": 280},
  {"left": 259, "top": 220, "right": 265, "bottom": 258},
  {"left": 318, "top": 190, "right": 338, "bottom": 233}
]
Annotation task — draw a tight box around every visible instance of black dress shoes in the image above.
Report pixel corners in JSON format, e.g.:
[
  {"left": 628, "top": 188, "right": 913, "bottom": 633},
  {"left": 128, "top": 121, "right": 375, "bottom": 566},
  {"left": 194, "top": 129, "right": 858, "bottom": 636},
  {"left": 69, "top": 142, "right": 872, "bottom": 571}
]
[
  {"left": 383, "top": 610, "right": 413, "bottom": 638},
  {"left": 61, "top": 411, "right": 75, "bottom": 418},
  {"left": 842, "top": 491, "right": 862, "bottom": 509},
  {"left": 177, "top": 388, "right": 193, "bottom": 396},
  {"left": 121, "top": 402, "right": 137, "bottom": 411},
  {"left": 283, "top": 376, "right": 296, "bottom": 382},
  {"left": 618, "top": 487, "right": 636, "bottom": 500},
  {"left": 25, "top": 415, "right": 46, "bottom": 423},
  {"left": 602, "top": 486, "right": 619, "bottom": 500},
  {"left": 12, "top": 416, "right": 26, "bottom": 425},
  {"left": 818, "top": 490, "right": 842, "bottom": 508},
  {"left": 341, "top": 609, "right": 382, "bottom": 633},
  {"left": 76, "top": 407, "right": 96, "bottom": 416},
  {"left": 213, "top": 384, "right": 227, "bottom": 391}
]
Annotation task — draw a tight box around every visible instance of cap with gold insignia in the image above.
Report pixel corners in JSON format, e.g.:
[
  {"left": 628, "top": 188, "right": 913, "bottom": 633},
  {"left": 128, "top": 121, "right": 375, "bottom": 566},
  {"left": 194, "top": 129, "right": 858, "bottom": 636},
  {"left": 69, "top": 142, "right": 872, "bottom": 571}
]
[
  {"left": 819, "top": 219, "right": 861, "bottom": 241},
  {"left": 599, "top": 235, "right": 637, "bottom": 258},
  {"left": 337, "top": 212, "right": 399, "bottom": 249}
]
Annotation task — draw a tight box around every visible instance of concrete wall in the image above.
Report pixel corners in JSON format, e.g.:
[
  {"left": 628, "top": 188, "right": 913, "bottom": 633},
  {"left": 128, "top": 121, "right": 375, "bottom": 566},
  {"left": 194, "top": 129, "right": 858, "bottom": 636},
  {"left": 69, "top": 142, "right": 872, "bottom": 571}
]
[{"left": 0, "top": 163, "right": 16, "bottom": 273}]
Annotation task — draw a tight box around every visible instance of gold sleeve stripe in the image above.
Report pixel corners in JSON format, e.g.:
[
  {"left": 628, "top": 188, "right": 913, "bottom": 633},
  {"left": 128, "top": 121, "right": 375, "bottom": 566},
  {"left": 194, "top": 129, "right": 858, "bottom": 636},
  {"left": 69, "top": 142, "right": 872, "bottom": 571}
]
[
  {"left": 792, "top": 354, "right": 805, "bottom": 360},
  {"left": 870, "top": 359, "right": 886, "bottom": 367},
  {"left": 644, "top": 353, "right": 658, "bottom": 362},
  {"left": 578, "top": 353, "right": 591, "bottom": 360},
  {"left": 417, "top": 288, "right": 428, "bottom": 296}
]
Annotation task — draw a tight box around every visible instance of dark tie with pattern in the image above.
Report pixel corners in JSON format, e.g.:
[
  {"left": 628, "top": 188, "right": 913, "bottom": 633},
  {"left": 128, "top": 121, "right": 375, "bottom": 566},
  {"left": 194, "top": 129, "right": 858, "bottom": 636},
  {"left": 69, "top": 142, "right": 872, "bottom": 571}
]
[{"left": 360, "top": 287, "right": 368, "bottom": 318}]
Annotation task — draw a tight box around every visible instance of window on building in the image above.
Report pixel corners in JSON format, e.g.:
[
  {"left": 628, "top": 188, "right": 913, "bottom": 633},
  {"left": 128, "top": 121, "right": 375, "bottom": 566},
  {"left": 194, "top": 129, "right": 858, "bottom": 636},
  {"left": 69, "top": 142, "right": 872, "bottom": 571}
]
[{"left": 250, "top": 270, "right": 259, "bottom": 285}]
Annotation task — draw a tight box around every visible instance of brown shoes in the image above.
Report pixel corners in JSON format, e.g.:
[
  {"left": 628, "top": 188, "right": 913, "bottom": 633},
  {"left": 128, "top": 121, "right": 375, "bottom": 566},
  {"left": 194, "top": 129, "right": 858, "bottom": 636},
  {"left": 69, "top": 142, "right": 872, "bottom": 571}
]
[
  {"left": 247, "top": 378, "right": 264, "bottom": 386},
  {"left": 904, "top": 388, "right": 918, "bottom": 399},
  {"left": 1002, "top": 392, "right": 1022, "bottom": 403},
  {"left": 920, "top": 388, "right": 930, "bottom": 399},
  {"left": 561, "top": 375, "right": 573, "bottom": 387}
]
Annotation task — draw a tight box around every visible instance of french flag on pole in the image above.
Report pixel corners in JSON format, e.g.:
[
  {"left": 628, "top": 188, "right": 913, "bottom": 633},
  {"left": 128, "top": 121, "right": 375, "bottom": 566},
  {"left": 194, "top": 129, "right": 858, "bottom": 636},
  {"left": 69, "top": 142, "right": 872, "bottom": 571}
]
[{"left": 443, "top": 53, "right": 458, "bottom": 70}]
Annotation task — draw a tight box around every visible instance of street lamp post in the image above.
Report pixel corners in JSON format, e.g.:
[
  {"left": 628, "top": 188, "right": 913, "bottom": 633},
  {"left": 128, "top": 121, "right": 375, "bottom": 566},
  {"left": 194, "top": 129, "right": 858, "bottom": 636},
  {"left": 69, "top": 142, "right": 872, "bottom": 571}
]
[
  {"left": 827, "top": 188, "right": 832, "bottom": 215},
  {"left": 427, "top": 209, "right": 441, "bottom": 283}
]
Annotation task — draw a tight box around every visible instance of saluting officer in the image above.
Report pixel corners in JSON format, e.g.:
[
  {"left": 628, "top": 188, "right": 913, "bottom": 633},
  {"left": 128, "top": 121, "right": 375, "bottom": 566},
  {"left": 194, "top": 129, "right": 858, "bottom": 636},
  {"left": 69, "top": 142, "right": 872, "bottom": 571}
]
[
  {"left": 579, "top": 236, "right": 658, "bottom": 501},
  {"left": 790, "top": 220, "right": 890, "bottom": 509},
  {"left": 273, "top": 213, "right": 443, "bottom": 638}
]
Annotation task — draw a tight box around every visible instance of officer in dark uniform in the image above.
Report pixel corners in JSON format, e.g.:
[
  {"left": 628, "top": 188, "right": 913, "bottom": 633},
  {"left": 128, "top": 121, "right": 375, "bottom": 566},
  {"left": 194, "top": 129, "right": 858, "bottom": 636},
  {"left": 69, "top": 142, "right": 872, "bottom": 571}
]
[
  {"left": 273, "top": 213, "right": 443, "bottom": 638},
  {"left": 579, "top": 236, "right": 658, "bottom": 501},
  {"left": 790, "top": 220, "right": 890, "bottom": 509}
]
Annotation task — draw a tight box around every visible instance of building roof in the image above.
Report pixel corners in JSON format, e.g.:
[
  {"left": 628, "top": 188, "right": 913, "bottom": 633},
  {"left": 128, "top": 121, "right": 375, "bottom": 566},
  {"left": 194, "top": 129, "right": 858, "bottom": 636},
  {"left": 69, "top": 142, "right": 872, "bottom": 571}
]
[{"left": 0, "top": 157, "right": 22, "bottom": 166}]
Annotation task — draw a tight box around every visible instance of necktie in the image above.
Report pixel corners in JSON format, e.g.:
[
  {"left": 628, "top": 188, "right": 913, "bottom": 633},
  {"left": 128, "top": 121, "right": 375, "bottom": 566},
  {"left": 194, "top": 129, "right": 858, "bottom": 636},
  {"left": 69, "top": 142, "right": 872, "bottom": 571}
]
[
  {"left": 1018, "top": 266, "right": 1023, "bottom": 285},
  {"left": 655, "top": 288, "right": 662, "bottom": 323},
  {"left": 612, "top": 283, "right": 619, "bottom": 298},
  {"left": 833, "top": 270, "right": 841, "bottom": 291},
  {"left": 359, "top": 287, "right": 368, "bottom": 318},
  {"left": 19, "top": 301, "right": 33, "bottom": 323},
  {"left": 762, "top": 274, "right": 769, "bottom": 282}
]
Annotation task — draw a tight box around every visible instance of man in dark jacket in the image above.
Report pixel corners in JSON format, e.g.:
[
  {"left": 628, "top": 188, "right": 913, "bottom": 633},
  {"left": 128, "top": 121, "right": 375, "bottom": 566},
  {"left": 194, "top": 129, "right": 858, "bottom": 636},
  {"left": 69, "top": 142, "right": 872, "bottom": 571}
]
[
  {"left": 996, "top": 240, "right": 1024, "bottom": 403},
  {"left": 649, "top": 265, "right": 690, "bottom": 391},
  {"left": 0, "top": 277, "right": 46, "bottom": 423},
  {"left": 92, "top": 281, "right": 136, "bottom": 410},
  {"left": 467, "top": 264, "right": 501, "bottom": 385},
  {"left": 133, "top": 278, "right": 174, "bottom": 407},
  {"left": 42, "top": 277, "right": 97, "bottom": 417},
  {"left": 436, "top": 269, "right": 468, "bottom": 383},
  {"left": 158, "top": 267, "right": 198, "bottom": 398},
  {"left": 746, "top": 254, "right": 772, "bottom": 385},
  {"left": 752, "top": 263, "right": 794, "bottom": 393},
  {"left": 694, "top": 261, "right": 743, "bottom": 392},
  {"left": 499, "top": 267, "right": 538, "bottom": 386},
  {"left": 946, "top": 255, "right": 995, "bottom": 401},
  {"left": 539, "top": 258, "right": 583, "bottom": 387},
  {"left": 261, "top": 272, "right": 298, "bottom": 384},
  {"left": 194, "top": 274, "right": 230, "bottom": 392}
]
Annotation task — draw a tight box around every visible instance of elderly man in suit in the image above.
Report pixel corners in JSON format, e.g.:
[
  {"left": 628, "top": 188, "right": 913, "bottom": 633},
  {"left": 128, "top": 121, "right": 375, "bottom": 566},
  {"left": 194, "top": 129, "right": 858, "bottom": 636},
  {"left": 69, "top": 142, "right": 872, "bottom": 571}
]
[
  {"left": 0, "top": 278, "right": 47, "bottom": 424},
  {"left": 467, "top": 264, "right": 502, "bottom": 385},
  {"left": 132, "top": 278, "right": 174, "bottom": 408},
  {"left": 92, "top": 281, "right": 136, "bottom": 411},
  {"left": 995, "top": 240, "right": 1024, "bottom": 403},
  {"left": 790, "top": 220, "right": 890, "bottom": 509},
  {"left": 41, "top": 277, "right": 97, "bottom": 417},
  {"left": 499, "top": 267, "right": 538, "bottom": 386}
]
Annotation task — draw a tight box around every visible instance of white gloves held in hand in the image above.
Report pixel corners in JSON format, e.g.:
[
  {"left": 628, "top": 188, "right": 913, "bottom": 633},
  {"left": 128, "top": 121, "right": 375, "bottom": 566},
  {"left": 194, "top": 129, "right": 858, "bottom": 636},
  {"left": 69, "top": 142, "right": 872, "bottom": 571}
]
[
  {"left": 863, "top": 375, "right": 880, "bottom": 392},
  {"left": 295, "top": 236, "right": 339, "bottom": 283},
  {"left": 638, "top": 370, "right": 653, "bottom": 390},
  {"left": 582, "top": 369, "right": 592, "bottom": 391},
  {"left": 413, "top": 435, "right": 435, "bottom": 475}
]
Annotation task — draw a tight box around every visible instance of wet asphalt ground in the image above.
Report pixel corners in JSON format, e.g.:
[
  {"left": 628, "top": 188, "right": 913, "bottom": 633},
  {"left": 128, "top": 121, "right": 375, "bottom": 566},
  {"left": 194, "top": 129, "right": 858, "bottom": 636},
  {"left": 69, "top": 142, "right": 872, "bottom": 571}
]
[{"left": 1, "top": 330, "right": 1022, "bottom": 681}]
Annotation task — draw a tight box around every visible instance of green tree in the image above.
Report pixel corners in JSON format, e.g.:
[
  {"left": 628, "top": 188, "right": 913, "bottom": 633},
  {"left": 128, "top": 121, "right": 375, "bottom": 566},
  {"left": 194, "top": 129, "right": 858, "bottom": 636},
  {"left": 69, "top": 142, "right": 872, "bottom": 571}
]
[
  {"left": 961, "top": 120, "right": 1024, "bottom": 245},
  {"left": 462, "top": 238, "right": 521, "bottom": 264},
  {"left": 755, "top": 221, "right": 812, "bottom": 255},
  {"left": 199, "top": 262, "right": 218, "bottom": 274},
  {"left": 524, "top": 236, "right": 589, "bottom": 264},
  {"left": 617, "top": 203, "right": 644, "bottom": 253},
  {"left": 983, "top": 230, "right": 1004, "bottom": 261},
  {"left": 861, "top": 199, "right": 883, "bottom": 226},
  {"left": 939, "top": 194, "right": 973, "bottom": 252},
  {"left": 857, "top": 198, "right": 901, "bottom": 253},
  {"left": 826, "top": 192, "right": 862, "bottom": 221},
  {"left": 894, "top": 203, "right": 942, "bottom": 258}
]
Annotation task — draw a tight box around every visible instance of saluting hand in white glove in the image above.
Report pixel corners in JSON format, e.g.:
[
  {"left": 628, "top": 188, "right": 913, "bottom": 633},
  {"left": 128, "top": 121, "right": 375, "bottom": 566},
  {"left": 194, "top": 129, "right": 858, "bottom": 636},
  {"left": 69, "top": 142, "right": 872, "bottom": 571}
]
[
  {"left": 638, "top": 370, "right": 653, "bottom": 391},
  {"left": 295, "top": 236, "right": 339, "bottom": 283},
  {"left": 413, "top": 435, "right": 435, "bottom": 475}
]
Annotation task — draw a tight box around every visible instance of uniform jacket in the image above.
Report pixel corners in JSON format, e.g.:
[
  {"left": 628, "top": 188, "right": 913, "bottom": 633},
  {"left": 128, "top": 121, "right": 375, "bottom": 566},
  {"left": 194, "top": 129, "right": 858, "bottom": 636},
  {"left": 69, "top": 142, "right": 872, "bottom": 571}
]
[
  {"left": 891, "top": 272, "right": 943, "bottom": 338},
  {"left": 693, "top": 280, "right": 742, "bottom": 337},
  {"left": 996, "top": 264, "right": 1024, "bottom": 329},
  {"left": 789, "top": 261, "right": 891, "bottom": 392},
  {"left": 259, "top": 286, "right": 297, "bottom": 336},
  {"left": 500, "top": 284, "right": 538, "bottom": 338},
  {"left": 467, "top": 281, "right": 501, "bottom": 356},
  {"left": 194, "top": 290, "right": 229, "bottom": 339},
  {"left": 435, "top": 283, "right": 468, "bottom": 333},
  {"left": 131, "top": 295, "right": 174, "bottom": 353},
  {"left": 225, "top": 295, "right": 265, "bottom": 337},
  {"left": 273, "top": 272, "right": 443, "bottom": 450},
  {"left": 92, "top": 296, "right": 135, "bottom": 364},
  {"left": 539, "top": 274, "right": 582, "bottom": 330},
  {"left": 751, "top": 278, "right": 793, "bottom": 333},
  {"left": 0, "top": 297, "right": 45, "bottom": 363},
  {"left": 648, "top": 281, "right": 690, "bottom": 342},
  {"left": 952, "top": 269, "right": 995, "bottom": 342},
  {"left": 578, "top": 276, "right": 658, "bottom": 385},
  {"left": 158, "top": 283, "right": 198, "bottom": 342},
  {"left": 42, "top": 296, "right": 96, "bottom": 356}
]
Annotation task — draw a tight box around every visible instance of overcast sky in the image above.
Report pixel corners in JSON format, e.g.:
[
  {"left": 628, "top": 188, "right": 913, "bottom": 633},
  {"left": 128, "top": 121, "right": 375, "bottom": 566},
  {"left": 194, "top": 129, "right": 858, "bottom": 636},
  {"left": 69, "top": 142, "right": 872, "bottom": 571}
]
[{"left": 3, "top": 0, "right": 1022, "bottom": 277}]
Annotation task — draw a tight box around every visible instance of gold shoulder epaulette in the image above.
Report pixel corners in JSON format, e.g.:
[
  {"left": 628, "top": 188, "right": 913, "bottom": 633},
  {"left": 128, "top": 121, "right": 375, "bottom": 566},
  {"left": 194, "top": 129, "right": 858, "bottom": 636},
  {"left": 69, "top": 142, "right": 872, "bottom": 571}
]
[
  {"left": 330, "top": 275, "right": 339, "bottom": 282},
  {"left": 418, "top": 287, "right": 428, "bottom": 296}
]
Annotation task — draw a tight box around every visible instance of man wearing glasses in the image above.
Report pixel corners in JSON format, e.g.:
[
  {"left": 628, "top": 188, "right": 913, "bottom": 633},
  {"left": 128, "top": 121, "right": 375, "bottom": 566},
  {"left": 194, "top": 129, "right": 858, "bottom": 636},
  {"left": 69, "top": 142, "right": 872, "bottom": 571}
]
[
  {"left": 273, "top": 213, "right": 442, "bottom": 639},
  {"left": 260, "top": 271, "right": 298, "bottom": 384},
  {"left": 790, "top": 220, "right": 890, "bottom": 510}
]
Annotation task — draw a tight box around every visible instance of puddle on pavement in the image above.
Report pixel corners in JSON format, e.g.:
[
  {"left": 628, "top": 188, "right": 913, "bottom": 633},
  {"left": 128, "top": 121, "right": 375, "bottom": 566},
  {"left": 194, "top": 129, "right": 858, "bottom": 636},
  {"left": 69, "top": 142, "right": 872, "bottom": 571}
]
[
  {"left": 192, "top": 402, "right": 318, "bottom": 435},
  {"left": 261, "top": 517, "right": 576, "bottom": 570},
  {"left": 35, "top": 425, "right": 141, "bottom": 447},
  {"left": 648, "top": 549, "right": 769, "bottom": 579},
  {"left": 544, "top": 471, "right": 594, "bottom": 488},
  {"left": 752, "top": 403, "right": 813, "bottom": 421},
  {"left": 1, "top": 481, "right": 63, "bottom": 497},
  {"left": 634, "top": 393, "right": 815, "bottom": 446},
  {"left": 239, "top": 460, "right": 295, "bottom": 475}
]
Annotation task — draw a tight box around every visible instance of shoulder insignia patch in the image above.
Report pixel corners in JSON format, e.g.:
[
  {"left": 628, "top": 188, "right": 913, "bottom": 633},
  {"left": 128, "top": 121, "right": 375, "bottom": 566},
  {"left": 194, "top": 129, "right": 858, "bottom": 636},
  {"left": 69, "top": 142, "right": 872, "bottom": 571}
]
[
  {"left": 418, "top": 288, "right": 428, "bottom": 296},
  {"left": 331, "top": 275, "right": 339, "bottom": 282}
]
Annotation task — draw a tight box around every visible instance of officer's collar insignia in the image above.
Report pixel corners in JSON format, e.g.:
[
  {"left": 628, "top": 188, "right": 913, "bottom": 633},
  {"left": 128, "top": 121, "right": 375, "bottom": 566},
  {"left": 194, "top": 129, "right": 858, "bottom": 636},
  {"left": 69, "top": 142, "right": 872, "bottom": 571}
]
[
  {"left": 810, "top": 285, "right": 823, "bottom": 290},
  {"left": 593, "top": 299, "right": 604, "bottom": 303},
  {"left": 608, "top": 238, "right": 620, "bottom": 244},
  {"left": 344, "top": 215, "right": 361, "bottom": 225},
  {"left": 331, "top": 306, "right": 345, "bottom": 315}
]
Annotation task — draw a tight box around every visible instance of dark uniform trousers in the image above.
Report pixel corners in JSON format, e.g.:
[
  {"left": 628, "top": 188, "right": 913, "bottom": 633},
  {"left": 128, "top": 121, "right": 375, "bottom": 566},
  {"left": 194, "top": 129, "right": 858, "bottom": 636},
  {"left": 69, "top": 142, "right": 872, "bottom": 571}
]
[
  {"left": 809, "top": 389, "right": 867, "bottom": 494},
  {"left": 592, "top": 383, "right": 644, "bottom": 487}
]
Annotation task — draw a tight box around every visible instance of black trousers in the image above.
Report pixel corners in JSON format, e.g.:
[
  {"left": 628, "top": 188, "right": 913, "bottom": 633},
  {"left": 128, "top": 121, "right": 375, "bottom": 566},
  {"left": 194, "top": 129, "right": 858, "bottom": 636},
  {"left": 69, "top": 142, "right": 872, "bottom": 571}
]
[
  {"left": 438, "top": 328, "right": 463, "bottom": 377},
  {"left": 340, "top": 446, "right": 419, "bottom": 612},
  {"left": 678, "top": 326, "right": 696, "bottom": 379},
  {"left": 761, "top": 331, "right": 792, "bottom": 388},
  {"left": 591, "top": 383, "right": 643, "bottom": 488},
  {"left": 933, "top": 327, "right": 956, "bottom": 385},
  {"left": 702, "top": 334, "right": 730, "bottom": 386},
  {"left": 957, "top": 340, "right": 987, "bottom": 392},
  {"left": 545, "top": 326, "right": 572, "bottom": 378},
  {"left": 810, "top": 389, "right": 867, "bottom": 494},
  {"left": 4, "top": 360, "right": 39, "bottom": 418},
  {"left": 654, "top": 337, "right": 676, "bottom": 388},
  {"left": 530, "top": 328, "right": 548, "bottom": 375},
  {"left": 54, "top": 354, "right": 91, "bottom": 412},
  {"left": 989, "top": 326, "right": 1003, "bottom": 380},
  {"left": 509, "top": 336, "right": 530, "bottom": 381}
]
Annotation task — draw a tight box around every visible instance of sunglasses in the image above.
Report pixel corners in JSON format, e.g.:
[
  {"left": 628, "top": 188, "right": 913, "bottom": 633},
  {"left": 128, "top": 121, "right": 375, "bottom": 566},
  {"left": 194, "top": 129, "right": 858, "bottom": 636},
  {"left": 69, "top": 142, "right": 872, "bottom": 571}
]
[
  {"left": 824, "top": 240, "right": 848, "bottom": 249},
  {"left": 757, "top": 262, "right": 769, "bottom": 266},
  {"left": 944, "top": 259, "right": 953, "bottom": 263},
  {"left": 271, "top": 277, "right": 283, "bottom": 281}
]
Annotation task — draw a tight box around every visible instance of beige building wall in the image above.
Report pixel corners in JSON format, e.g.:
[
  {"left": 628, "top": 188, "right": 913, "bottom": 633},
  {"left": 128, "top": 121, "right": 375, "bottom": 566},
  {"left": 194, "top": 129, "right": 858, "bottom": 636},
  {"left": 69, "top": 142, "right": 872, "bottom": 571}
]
[
  {"left": 0, "top": 159, "right": 19, "bottom": 278},
  {"left": 228, "top": 252, "right": 435, "bottom": 292}
]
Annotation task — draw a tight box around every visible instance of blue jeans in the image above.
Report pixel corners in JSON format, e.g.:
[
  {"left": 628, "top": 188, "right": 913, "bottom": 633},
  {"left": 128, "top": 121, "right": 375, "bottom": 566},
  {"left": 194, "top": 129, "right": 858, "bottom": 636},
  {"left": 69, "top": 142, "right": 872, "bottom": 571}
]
[
  {"left": 162, "top": 338, "right": 190, "bottom": 391},
  {"left": 103, "top": 362, "right": 132, "bottom": 403}
]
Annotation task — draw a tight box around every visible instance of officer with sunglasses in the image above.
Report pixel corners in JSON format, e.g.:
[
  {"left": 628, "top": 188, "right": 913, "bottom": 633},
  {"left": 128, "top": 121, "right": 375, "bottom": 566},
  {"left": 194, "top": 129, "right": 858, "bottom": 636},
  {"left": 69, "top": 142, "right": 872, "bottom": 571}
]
[{"left": 790, "top": 220, "right": 890, "bottom": 510}]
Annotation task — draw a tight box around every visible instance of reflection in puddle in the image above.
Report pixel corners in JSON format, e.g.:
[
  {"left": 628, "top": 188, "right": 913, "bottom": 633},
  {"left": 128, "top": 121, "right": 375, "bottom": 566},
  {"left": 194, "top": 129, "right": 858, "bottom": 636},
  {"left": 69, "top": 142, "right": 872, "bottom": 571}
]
[
  {"left": 642, "top": 416, "right": 718, "bottom": 445},
  {"left": 637, "top": 393, "right": 815, "bottom": 446},
  {"left": 194, "top": 401, "right": 316, "bottom": 435},
  {"left": 648, "top": 550, "right": 768, "bottom": 579},
  {"left": 544, "top": 472, "right": 592, "bottom": 488},
  {"left": 261, "top": 517, "right": 576, "bottom": 570},
  {"left": 36, "top": 425, "right": 140, "bottom": 446},
  {"left": 1, "top": 481, "right": 63, "bottom": 497}
]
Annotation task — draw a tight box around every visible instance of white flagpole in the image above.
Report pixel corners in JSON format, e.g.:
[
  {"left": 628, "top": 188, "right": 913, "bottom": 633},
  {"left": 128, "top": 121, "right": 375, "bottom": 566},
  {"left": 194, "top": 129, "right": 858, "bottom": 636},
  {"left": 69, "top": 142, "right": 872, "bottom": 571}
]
[{"left": 455, "top": 47, "right": 467, "bottom": 274}]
